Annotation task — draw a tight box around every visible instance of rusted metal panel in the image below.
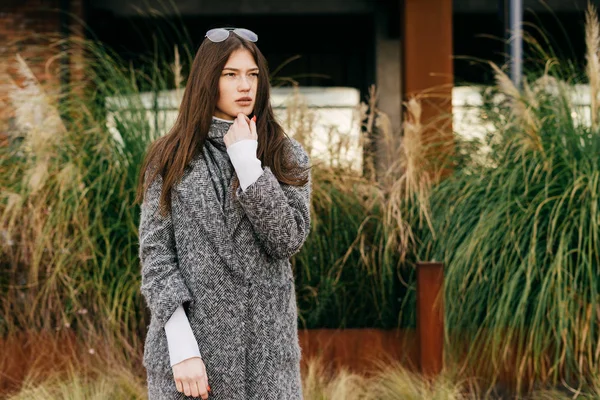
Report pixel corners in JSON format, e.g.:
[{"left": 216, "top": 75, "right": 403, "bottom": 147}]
[{"left": 298, "top": 328, "right": 419, "bottom": 375}]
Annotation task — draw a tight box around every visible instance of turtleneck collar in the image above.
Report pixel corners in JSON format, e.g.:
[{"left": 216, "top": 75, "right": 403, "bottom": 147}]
[
  {"left": 213, "top": 115, "right": 234, "bottom": 123},
  {"left": 208, "top": 116, "right": 234, "bottom": 139},
  {"left": 205, "top": 116, "right": 234, "bottom": 153}
]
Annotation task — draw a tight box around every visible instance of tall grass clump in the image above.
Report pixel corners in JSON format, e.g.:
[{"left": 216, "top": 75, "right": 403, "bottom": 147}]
[
  {"left": 286, "top": 82, "right": 449, "bottom": 329},
  {"left": 0, "top": 29, "right": 192, "bottom": 380},
  {"left": 286, "top": 85, "right": 414, "bottom": 329},
  {"left": 421, "top": 3, "right": 600, "bottom": 392}
]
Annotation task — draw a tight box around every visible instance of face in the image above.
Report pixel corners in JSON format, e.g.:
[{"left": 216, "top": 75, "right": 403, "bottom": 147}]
[{"left": 214, "top": 48, "right": 259, "bottom": 120}]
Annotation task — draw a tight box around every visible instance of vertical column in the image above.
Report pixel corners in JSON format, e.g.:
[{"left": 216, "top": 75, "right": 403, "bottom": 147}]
[
  {"left": 509, "top": 0, "right": 523, "bottom": 88},
  {"left": 416, "top": 261, "right": 444, "bottom": 375},
  {"left": 402, "top": 0, "right": 454, "bottom": 178}
]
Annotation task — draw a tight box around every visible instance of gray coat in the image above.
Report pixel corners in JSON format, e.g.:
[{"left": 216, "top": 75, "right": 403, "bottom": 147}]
[{"left": 138, "top": 122, "right": 311, "bottom": 400}]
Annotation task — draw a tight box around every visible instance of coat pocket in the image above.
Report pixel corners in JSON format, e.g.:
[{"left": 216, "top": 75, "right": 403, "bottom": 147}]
[{"left": 268, "top": 278, "right": 302, "bottom": 363}]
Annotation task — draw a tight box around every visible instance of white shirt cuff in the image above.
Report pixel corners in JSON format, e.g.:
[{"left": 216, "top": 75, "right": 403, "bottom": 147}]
[
  {"left": 164, "top": 304, "right": 202, "bottom": 367},
  {"left": 226, "top": 139, "right": 263, "bottom": 191}
]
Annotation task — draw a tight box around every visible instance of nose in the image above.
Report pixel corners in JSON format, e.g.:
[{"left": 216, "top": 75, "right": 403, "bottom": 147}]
[{"left": 238, "top": 76, "right": 251, "bottom": 91}]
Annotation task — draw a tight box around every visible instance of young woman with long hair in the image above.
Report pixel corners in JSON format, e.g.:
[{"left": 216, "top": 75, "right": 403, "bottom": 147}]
[{"left": 135, "top": 27, "right": 311, "bottom": 399}]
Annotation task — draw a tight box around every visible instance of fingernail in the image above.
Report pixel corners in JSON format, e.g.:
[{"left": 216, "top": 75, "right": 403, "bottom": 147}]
[{"left": 251, "top": 115, "right": 256, "bottom": 122}]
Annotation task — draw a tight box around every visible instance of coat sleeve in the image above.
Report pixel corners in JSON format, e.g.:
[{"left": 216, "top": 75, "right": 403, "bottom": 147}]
[
  {"left": 139, "top": 169, "right": 193, "bottom": 327},
  {"left": 235, "top": 138, "right": 312, "bottom": 260}
]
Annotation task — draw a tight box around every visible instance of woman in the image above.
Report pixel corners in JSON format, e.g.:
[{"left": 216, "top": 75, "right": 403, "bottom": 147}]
[{"left": 135, "top": 27, "right": 311, "bottom": 399}]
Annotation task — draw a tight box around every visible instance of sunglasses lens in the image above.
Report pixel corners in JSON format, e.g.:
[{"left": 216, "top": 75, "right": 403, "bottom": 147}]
[
  {"left": 234, "top": 28, "right": 258, "bottom": 42},
  {"left": 206, "top": 28, "right": 229, "bottom": 42}
]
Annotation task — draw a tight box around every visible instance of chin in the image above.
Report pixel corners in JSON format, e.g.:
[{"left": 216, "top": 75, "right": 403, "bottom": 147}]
[
  {"left": 235, "top": 107, "right": 254, "bottom": 115},
  {"left": 221, "top": 105, "right": 254, "bottom": 119}
]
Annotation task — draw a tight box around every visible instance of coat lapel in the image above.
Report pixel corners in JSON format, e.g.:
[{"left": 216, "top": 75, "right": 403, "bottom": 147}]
[
  {"left": 224, "top": 173, "right": 246, "bottom": 238},
  {"left": 181, "top": 154, "right": 246, "bottom": 276}
]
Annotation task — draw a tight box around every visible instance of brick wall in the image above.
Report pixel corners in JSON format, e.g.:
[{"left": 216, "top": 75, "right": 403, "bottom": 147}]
[{"left": 0, "top": 0, "right": 84, "bottom": 142}]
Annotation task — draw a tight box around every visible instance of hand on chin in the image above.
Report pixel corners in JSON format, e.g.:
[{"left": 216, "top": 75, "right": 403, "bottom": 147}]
[{"left": 223, "top": 113, "right": 258, "bottom": 148}]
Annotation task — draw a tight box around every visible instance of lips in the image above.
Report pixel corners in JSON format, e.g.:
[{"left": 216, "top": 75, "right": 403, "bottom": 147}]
[{"left": 236, "top": 97, "right": 252, "bottom": 103}]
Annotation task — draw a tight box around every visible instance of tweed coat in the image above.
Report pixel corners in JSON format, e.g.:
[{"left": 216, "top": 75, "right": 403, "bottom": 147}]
[{"left": 138, "top": 119, "right": 311, "bottom": 400}]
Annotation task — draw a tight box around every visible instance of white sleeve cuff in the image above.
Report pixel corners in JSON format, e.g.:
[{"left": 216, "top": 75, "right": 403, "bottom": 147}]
[
  {"left": 164, "top": 304, "right": 202, "bottom": 367},
  {"left": 227, "top": 139, "right": 263, "bottom": 191}
]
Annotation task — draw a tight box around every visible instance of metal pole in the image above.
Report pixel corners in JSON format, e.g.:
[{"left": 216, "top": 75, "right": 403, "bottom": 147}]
[{"left": 509, "top": 0, "right": 523, "bottom": 89}]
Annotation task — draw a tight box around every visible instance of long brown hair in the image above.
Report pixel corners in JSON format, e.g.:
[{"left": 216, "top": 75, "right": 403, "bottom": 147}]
[{"left": 134, "top": 33, "right": 309, "bottom": 216}]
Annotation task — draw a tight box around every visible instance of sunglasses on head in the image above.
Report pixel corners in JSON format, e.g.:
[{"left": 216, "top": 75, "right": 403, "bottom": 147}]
[{"left": 205, "top": 27, "right": 258, "bottom": 43}]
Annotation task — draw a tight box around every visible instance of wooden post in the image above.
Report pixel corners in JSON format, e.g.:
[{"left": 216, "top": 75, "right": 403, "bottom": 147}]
[
  {"left": 416, "top": 261, "right": 444, "bottom": 375},
  {"left": 402, "top": 0, "right": 454, "bottom": 178}
]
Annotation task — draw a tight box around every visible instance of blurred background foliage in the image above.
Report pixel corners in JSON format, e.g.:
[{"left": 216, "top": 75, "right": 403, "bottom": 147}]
[{"left": 1, "top": 3, "right": 600, "bottom": 397}]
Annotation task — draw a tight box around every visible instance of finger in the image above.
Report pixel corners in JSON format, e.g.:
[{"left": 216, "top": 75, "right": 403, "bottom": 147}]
[
  {"left": 250, "top": 118, "right": 258, "bottom": 140},
  {"left": 175, "top": 379, "right": 183, "bottom": 393},
  {"left": 190, "top": 379, "right": 200, "bottom": 398},
  {"left": 198, "top": 381, "right": 209, "bottom": 399},
  {"left": 202, "top": 364, "right": 209, "bottom": 390},
  {"left": 183, "top": 380, "right": 192, "bottom": 397},
  {"left": 233, "top": 113, "right": 244, "bottom": 126},
  {"left": 238, "top": 113, "right": 250, "bottom": 127}
]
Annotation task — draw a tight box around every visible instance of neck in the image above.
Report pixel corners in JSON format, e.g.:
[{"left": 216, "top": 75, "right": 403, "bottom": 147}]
[{"left": 212, "top": 115, "right": 234, "bottom": 123}]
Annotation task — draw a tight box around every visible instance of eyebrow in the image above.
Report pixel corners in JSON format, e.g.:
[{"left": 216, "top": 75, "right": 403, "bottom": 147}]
[{"left": 223, "top": 67, "right": 259, "bottom": 72}]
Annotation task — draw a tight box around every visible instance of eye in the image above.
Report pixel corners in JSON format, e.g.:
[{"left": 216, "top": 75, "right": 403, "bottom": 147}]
[
  {"left": 250, "top": 73, "right": 259, "bottom": 77},
  {"left": 224, "top": 72, "right": 235, "bottom": 77}
]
